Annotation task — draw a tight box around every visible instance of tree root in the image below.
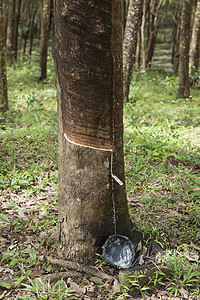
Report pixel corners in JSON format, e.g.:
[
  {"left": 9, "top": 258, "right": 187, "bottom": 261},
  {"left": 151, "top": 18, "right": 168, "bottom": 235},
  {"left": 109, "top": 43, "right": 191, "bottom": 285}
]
[
  {"left": 35, "top": 271, "right": 81, "bottom": 283},
  {"left": 38, "top": 255, "right": 113, "bottom": 281}
]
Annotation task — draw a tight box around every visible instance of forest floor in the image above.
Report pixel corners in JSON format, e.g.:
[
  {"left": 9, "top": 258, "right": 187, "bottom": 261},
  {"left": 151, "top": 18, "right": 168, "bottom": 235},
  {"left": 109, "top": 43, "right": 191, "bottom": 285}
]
[
  {"left": 152, "top": 43, "right": 172, "bottom": 71},
  {"left": 0, "top": 54, "right": 200, "bottom": 299}
]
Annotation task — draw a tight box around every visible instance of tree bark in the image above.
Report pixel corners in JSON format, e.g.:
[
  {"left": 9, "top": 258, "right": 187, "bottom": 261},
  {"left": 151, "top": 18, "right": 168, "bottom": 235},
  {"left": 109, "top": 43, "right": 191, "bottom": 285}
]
[
  {"left": 38, "top": 0, "right": 52, "bottom": 81},
  {"left": 190, "top": 0, "right": 197, "bottom": 36},
  {"left": 189, "top": 0, "right": 200, "bottom": 75},
  {"left": 179, "top": 0, "right": 192, "bottom": 98},
  {"left": 6, "top": 0, "right": 16, "bottom": 63},
  {"left": 28, "top": 5, "right": 38, "bottom": 56},
  {"left": 136, "top": 27, "right": 141, "bottom": 69},
  {"left": 0, "top": 0, "right": 8, "bottom": 112},
  {"left": 13, "top": 0, "right": 21, "bottom": 60},
  {"left": 171, "top": 1, "right": 181, "bottom": 73},
  {"left": 141, "top": 0, "right": 146, "bottom": 69},
  {"left": 22, "top": 0, "right": 31, "bottom": 56},
  {"left": 123, "top": 0, "right": 143, "bottom": 103},
  {"left": 54, "top": 0, "right": 139, "bottom": 264}
]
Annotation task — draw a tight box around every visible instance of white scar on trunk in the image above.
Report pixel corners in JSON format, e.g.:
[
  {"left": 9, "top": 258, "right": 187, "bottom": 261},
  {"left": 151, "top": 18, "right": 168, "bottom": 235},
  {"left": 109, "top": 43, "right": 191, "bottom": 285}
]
[
  {"left": 64, "top": 133, "right": 112, "bottom": 152},
  {"left": 64, "top": 132, "right": 124, "bottom": 186}
]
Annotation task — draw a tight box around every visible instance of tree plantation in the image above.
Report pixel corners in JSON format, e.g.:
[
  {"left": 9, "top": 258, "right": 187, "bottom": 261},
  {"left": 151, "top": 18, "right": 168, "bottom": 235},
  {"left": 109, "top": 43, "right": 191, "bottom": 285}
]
[{"left": 0, "top": 0, "right": 200, "bottom": 299}]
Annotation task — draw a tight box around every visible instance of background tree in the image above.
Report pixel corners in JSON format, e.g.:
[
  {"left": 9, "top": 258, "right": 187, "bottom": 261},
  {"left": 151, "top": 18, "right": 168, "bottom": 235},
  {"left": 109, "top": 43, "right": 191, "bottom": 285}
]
[
  {"left": 28, "top": 2, "right": 38, "bottom": 56},
  {"left": 13, "top": 0, "right": 21, "bottom": 60},
  {"left": 179, "top": 0, "right": 192, "bottom": 98},
  {"left": 54, "top": 0, "right": 138, "bottom": 263},
  {"left": 38, "top": 0, "right": 52, "bottom": 81},
  {"left": 22, "top": 0, "right": 31, "bottom": 56},
  {"left": 6, "top": 0, "right": 16, "bottom": 63},
  {"left": 141, "top": 0, "right": 147, "bottom": 69},
  {"left": 123, "top": 0, "right": 143, "bottom": 103},
  {"left": 140, "top": 0, "right": 165, "bottom": 69},
  {"left": 0, "top": 0, "right": 8, "bottom": 112},
  {"left": 145, "top": 0, "right": 164, "bottom": 67},
  {"left": 189, "top": 0, "right": 200, "bottom": 77},
  {"left": 171, "top": 0, "right": 181, "bottom": 73}
]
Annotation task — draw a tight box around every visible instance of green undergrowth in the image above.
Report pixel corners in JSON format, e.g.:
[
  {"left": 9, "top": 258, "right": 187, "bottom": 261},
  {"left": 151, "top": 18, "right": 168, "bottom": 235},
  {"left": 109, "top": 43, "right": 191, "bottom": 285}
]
[
  {"left": 124, "top": 69, "right": 200, "bottom": 249},
  {"left": 0, "top": 55, "right": 58, "bottom": 194}
]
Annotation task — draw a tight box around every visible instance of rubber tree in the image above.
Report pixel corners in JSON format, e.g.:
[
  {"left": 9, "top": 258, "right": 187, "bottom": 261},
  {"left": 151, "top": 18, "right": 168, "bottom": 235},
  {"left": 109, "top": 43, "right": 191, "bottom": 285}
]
[
  {"left": 13, "top": 0, "right": 21, "bottom": 60},
  {"left": 123, "top": 0, "right": 143, "bottom": 103},
  {"left": 141, "top": 0, "right": 147, "bottom": 69},
  {"left": 171, "top": 0, "right": 181, "bottom": 73},
  {"left": 38, "top": 0, "right": 52, "bottom": 81},
  {"left": 28, "top": 2, "right": 38, "bottom": 56},
  {"left": 54, "top": 0, "right": 139, "bottom": 264},
  {"left": 22, "top": 0, "right": 31, "bottom": 56},
  {"left": 145, "top": 0, "right": 164, "bottom": 67},
  {"left": 0, "top": 0, "right": 8, "bottom": 112},
  {"left": 189, "top": 0, "right": 200, "bottom": 76},
  {"left": 6, "top": 0, "right": 16, "bottom": 63},
  {"left": 179, "top": 0, "right": 192, "bottom": 98}
]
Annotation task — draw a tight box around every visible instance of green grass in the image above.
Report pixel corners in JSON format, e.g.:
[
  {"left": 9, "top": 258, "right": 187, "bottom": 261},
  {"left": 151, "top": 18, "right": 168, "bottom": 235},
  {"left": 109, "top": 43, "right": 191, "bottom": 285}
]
[
  {"left": 0, "top": 55, "right": 58, "bottom": 194},
  {"left": 125, "top": 69, "right": 200, "bottom": 248}
]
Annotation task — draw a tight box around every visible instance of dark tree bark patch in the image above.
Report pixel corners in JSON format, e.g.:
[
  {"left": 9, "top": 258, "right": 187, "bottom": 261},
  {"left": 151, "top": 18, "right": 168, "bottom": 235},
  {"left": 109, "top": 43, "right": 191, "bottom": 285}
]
[{"left": 54, "top": 0, "right": 113, "bottom": 150}]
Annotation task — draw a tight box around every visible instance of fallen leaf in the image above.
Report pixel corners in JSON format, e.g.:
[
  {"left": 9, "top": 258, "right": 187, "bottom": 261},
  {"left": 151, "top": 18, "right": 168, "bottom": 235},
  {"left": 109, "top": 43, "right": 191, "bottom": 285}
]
[
  {"left": 67, "top": 278, "right": 85, "bottom": 294},
  {"left": 18, "top": 209, "right": 27, "bottom": 219},
  {"left": 142, "top": 246, "right": 148, "bottom": 256},
  {"left": 30, "top": 270, "right": 45, "bottom": 278},
  {"left": 112, "top": 279, "right": 121, "bottom": 292},
  {"left": 138, "top": 255, "right": 145, "bottom": 265},
  {"left": 180, "top": 287, "right": 189, "bottom": 299},
  {"left": 89, "top": 277, "right": 102, "bottom": 285},
  {"left": 183, "top": 250, "right": 199, "bottom": 262}
]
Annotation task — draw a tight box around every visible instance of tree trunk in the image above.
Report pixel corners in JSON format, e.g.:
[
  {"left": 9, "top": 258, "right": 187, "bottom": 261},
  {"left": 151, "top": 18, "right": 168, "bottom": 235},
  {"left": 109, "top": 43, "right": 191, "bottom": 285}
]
[
  {"left": 38, "top": 0, "right": 52, "bottom": 81},
  {"left": 54, "top": 0, "right": 139, "bottom": 264},
  {"left": 189, "top": 0, "right": 200, "bottom": 75},
  {"left": 6, "top": 0, "right": 16, "bottom": 63},
  {"left": 179, "top": 0, "right": 192, "bottom": 98},
  {"left": 123, "top": 0, "right": 143, "bottom": 103},
  {"left": 13, "top": 0, "right": 21, "bottom": 60},
  {"left": 28, "top": 5, "right": 38, "bottom": 56},
  {"left": 190, "top": 0, "right": 197, "bottom": 36},
  {"left": 136, "top": 27, "right": 141, "bottom": 69},
  {"left": 22, "top": 0, "right": 31, "bottom": 56},
  {"left": 36, "top": 14, "right": 41, "bottom": 53},
  {"left": 0, "top": 0, "right": 8, "bottom": 112},
  {"left": 122, "top": 0, "right": 126, "bottom": 34},
  {"left": 171, "top": 1, "right": 181, "bottom": 73},
  {"left": 145, "top": 0, "right": 164, "bottom": 67},
  {"left": 141, "top": 0, "right": 146, "bottom": 69}
]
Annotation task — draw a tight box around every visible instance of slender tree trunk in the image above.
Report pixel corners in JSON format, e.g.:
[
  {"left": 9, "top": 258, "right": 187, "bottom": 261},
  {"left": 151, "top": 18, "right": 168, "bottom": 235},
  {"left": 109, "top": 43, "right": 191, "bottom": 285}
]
[
  {"left": 190, "top": 0, "right": 197, "bottom": 36},
  {"left": 189, "top": 0, "right": 200, "bottom": 76},
  {"left": 146, "top": 0, "right": 164, "bottom": 67},
  {"left": 136, "top": 27, "right": 141, "bottom": 69},
  {"left": 0, "top": 0, "right": 8, "bottom": 112},
  {"left": 6, "top": 0, "right": 16, "bottom": 63},
  {"left": 179, "top": 0, "right": 192, "bottom": 98},
  {"left": 38, "top": 0, "right": 51, "bottom": 81},
  {"left": 54, "top": 0, "right": 139, "bottom": 264},
  {"left": 36, "top": 15, "right": 40, "bottom": 53},
  {"left": 28, "top": 6, "right": 37, "bottom": 56},
  {"left": 141, "top": 0, "right": 146, "bottom": 69},
  {"left": 123, "top": 0, "right": 143, "bottom": 103},
  {"left": 122, "top": 0, "right": 126, "bottom": 34},
  {"left": 13, "top": 0, "right": 21, "bottom": 60},
  {"left": 22, "top": 0, "right": 31, "bottom": 56},
  {"left": 171, "top": 2, "right": 181, "bottom": 73}
]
